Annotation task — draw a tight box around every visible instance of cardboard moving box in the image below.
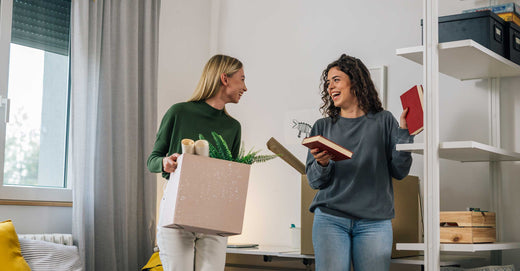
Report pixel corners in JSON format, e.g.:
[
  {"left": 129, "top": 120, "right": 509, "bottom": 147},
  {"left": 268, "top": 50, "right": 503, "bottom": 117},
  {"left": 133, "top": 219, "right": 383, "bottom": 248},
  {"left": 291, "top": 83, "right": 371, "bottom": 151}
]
[
  {"left": 391, "top": 175, "right": 422, "bottom": 258},
  {"left": 159, "top": 153, "right": 251, "bottom": 236},
  {"left": 267, "top": 137, "right": 422, "bottom": 257}
]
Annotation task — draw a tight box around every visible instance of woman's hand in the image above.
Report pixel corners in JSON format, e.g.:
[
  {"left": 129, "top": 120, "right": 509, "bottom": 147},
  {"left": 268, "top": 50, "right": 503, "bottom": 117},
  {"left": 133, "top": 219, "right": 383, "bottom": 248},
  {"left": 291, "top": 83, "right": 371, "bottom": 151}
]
[
  {"left": 162, "top": 153, "right": 180, "bottom": 173},
  {"left": 310, "top": 148, "right": 332, "bottom": 167},
  {"left": 399, "top": 107, "right": 409, "bottom": 129}
]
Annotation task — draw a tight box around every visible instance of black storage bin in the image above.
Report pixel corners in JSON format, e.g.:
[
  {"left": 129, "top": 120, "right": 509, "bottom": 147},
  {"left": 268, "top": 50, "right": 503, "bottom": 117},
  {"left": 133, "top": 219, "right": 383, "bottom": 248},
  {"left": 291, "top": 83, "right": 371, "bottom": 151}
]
[
  {"left": 422, "top": 11, "right": 506, "bottom": 57},
  {"left": 505, "top": 21, "right": 520, "bottom": 65}
]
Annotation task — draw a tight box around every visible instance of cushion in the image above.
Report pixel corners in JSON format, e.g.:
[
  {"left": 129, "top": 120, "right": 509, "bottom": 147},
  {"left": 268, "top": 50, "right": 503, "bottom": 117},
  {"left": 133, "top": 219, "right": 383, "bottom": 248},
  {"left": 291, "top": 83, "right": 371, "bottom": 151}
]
[
  {"left": 19, "top": 238, "right": 82, "bottom": 271},
  {"left": 142, "top": 251, "right": 163, "bottom": 271},
  {"left": 0, "top": 220, "right": 31, "bottom": 271}
]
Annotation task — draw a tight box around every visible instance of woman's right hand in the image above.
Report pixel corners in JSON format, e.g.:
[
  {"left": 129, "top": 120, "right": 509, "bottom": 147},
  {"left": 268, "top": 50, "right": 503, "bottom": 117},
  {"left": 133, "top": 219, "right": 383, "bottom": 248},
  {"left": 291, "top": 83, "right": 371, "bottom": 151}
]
[
  {"left": 163, "top": 153, "right": 180, "bottom": 173},
  {"left": 310, "top": 148, "right": 332, "bottom": 167}
]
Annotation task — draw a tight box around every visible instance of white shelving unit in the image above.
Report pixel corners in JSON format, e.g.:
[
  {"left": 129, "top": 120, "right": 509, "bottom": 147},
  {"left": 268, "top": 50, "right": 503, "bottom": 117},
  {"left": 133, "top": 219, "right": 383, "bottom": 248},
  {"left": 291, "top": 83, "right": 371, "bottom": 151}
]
[
  {"left": 397, "top": 2, "right": 520, "bottom": 269},
  {"left": 396, "top": 39, "right": 520, "bottom": 80},
  {"left": 396, "top": 141, "right": 520, "bottom": 162},
  {"left": 397, "top": 242, "right": 520, "bottom": 253},
  {"left": 391, "top": 254, "right": 487, "bottom": 266}
]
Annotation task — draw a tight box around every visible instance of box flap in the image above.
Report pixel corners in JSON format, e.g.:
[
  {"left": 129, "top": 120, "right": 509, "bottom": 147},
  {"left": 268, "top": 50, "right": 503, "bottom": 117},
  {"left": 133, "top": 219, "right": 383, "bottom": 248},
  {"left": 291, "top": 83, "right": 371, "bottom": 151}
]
[{"left": 266, "top": 137, "right": 306, "bottom": 175}]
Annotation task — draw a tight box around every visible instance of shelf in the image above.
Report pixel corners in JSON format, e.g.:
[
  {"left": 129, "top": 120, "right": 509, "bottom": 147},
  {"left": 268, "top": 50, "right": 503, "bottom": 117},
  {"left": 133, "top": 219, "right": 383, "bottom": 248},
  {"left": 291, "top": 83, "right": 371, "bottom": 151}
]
[
  {"left": 396, "top": 39, "right": 520, "bottom": 80},
  {"left": 397, "top": 242, "right": 520, "bottom": 252},
  {"left": 391, "top": 255, "right": 486, "bottom": 266},
  {"left": 396, "top": 141, "right": 520, "bottom": 162}
]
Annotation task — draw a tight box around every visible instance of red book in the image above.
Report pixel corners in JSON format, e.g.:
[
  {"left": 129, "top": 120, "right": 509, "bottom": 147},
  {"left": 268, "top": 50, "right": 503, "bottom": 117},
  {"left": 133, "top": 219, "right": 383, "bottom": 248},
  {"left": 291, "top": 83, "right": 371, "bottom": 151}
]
[
  {"left": 302, "top": 135, "right": 353, "bottom": 161},
  {"left": 400, "top": 85, "right": 424, "bottom": 135}
]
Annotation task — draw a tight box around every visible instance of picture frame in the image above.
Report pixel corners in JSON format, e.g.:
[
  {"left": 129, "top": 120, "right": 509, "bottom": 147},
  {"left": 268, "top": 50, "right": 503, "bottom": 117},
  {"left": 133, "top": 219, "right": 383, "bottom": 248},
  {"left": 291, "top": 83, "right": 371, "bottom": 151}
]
[{"left": 368, "top": 65, "right": 387, "bottom": 109}]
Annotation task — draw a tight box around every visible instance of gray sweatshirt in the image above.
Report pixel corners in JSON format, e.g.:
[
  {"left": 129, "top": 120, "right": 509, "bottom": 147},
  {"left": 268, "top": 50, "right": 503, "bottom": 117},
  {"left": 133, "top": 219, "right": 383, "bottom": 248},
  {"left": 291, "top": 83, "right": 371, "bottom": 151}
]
[{"left": 305, "top": 110, "right": 414, "bottom": 220}]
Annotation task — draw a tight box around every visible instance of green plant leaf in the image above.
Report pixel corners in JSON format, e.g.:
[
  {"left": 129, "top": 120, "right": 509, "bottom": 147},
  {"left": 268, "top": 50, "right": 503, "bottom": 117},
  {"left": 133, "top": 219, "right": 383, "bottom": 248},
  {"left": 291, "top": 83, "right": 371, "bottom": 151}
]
[
  {"left": 211, "top": 131, "right": 232, "bottom": 161},
  {"left": 196, "top": 131, "right": 279, "bottom": 165}
]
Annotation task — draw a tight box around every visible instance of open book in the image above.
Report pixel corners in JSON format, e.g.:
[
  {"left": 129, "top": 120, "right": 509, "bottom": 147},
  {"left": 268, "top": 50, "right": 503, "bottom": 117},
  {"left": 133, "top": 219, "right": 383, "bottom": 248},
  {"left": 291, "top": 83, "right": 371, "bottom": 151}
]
[
  {"left": 302, "top": 135, "right": 353, "bottom": 161},
  {"left": 400, "top": 85, "right": 424, "bottom": 135}
]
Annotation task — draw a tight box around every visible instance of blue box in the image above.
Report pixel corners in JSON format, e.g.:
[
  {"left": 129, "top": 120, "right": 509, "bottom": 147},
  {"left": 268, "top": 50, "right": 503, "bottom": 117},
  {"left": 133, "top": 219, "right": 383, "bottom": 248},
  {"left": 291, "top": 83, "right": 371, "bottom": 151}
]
[{"left": 463, "top": 2, "right": 520, "bottom": 16}]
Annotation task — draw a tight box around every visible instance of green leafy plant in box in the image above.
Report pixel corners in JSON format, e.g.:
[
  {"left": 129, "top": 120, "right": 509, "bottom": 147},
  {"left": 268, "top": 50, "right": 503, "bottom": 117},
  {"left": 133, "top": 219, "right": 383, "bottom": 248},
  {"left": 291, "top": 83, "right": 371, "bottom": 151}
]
[{"left": 199, "top": 132, "right": 279, "bottom": 164}]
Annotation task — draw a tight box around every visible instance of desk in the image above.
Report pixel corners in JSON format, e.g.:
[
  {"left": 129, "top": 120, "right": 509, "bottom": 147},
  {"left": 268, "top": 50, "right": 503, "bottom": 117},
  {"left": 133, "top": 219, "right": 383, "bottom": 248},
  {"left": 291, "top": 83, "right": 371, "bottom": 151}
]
[
  {"left": 226, "top": 245, "right": 314, "bottom": 270},
  {"left": 227, "top": 246, "right": 486, "bottom": 271}
]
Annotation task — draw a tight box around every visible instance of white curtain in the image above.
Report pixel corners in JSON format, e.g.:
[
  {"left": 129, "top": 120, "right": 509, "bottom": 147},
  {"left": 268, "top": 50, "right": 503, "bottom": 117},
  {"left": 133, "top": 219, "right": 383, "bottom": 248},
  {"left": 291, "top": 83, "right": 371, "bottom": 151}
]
[{"left": 70, "top": 1, "right": 160, "bottom": 270}]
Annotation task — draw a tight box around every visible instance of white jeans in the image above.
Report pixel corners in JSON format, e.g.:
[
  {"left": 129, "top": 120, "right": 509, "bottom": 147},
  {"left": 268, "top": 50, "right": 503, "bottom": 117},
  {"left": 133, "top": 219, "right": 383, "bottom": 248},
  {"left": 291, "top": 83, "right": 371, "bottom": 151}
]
[{"left": 156, "top": 226, "right": 227, "bottom": 271}]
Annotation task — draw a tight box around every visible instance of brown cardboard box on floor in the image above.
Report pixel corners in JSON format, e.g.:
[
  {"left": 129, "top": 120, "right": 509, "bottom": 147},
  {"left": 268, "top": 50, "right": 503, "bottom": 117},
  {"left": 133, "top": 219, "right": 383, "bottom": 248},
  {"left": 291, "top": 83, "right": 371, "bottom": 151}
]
[
  {"left": 391, "top": 175, "right": 422, "bottom": 258},
  {"left": 267, "top": 137, "right": 421, "bottom": 257},
  {"left": 159, "top": 153, "right": 251, "bottom": 236}
]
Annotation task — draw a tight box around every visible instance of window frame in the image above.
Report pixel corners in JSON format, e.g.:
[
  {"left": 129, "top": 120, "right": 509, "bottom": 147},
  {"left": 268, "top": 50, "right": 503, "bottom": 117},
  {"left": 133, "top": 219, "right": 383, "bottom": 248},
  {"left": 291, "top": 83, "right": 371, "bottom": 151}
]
[{"left": 0, "top": 0, "right": 71, "bottom": 203}]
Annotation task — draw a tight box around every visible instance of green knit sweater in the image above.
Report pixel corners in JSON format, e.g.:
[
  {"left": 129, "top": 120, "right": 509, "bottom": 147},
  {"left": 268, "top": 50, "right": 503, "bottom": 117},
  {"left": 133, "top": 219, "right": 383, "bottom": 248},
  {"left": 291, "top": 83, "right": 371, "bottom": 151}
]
[{"left": 147, "top": 101, "right": 241, "bottom": 179}]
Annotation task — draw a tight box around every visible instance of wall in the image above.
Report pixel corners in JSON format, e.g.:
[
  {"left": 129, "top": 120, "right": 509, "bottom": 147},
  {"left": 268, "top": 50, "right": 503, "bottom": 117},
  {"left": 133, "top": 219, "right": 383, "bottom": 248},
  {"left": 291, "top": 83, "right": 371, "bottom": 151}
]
[
  {"left": 0, "top": 205, "right": 72, "bottom": 234},
  {"left": 216, "top": 0, "right": 424, "bottom": 247},
  {"left": 156, "top": 0, "right": 520, "bottom": 268},
  {"left": 155, "top": 0, "right": 214, "bottom": 221}
]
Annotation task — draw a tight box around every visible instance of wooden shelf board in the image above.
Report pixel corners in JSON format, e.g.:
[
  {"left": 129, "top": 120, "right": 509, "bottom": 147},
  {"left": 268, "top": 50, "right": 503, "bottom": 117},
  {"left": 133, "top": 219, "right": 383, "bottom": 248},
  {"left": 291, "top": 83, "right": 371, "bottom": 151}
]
[
  {"left": 397, "top": 242, "right": 520, "bottom": 252},
  {"left": 396, "top": 141, "right": 520, "bottom": 162},
  {"left": 396, "top": 39, "right": 520, "bottom": 80}
]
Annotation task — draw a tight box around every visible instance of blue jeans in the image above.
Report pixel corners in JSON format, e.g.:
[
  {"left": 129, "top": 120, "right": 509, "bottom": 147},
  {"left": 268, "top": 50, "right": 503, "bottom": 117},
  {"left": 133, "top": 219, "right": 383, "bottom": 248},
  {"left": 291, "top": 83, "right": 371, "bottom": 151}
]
[{"left": 312, "top": 208, "right": 393, "bottom": 271}]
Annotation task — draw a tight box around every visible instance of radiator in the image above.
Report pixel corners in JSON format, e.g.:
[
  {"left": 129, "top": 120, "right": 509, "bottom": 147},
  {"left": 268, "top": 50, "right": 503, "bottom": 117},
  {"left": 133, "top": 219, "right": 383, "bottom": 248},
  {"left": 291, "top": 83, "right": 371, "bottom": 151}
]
[{"left": 18, "top": 234, "right": 74, "bottom": 246}]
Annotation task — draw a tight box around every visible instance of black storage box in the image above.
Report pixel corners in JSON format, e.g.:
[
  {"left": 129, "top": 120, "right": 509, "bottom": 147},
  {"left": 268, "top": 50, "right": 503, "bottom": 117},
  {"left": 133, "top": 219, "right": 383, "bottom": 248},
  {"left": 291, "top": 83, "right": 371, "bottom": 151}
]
[
  {"left": 422, "top": 11, "right": 506, "bottom": 57},
  {"left": 505, "top": 21, "right": 520, "bottom": 65}
]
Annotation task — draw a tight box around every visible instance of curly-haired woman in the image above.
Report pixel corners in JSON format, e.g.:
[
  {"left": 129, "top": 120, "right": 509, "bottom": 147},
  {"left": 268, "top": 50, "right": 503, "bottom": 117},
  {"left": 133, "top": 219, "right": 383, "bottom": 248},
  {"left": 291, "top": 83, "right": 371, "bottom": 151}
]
[{"left": 305, "top": 54, "right": 414, "bottom": 271}]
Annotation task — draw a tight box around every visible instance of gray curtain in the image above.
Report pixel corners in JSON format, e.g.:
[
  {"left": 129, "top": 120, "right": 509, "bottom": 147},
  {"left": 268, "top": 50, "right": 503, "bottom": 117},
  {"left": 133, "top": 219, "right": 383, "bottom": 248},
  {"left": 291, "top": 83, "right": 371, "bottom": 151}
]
[{"left": 70, "top": 1, "right": 160, "bottom": 270}]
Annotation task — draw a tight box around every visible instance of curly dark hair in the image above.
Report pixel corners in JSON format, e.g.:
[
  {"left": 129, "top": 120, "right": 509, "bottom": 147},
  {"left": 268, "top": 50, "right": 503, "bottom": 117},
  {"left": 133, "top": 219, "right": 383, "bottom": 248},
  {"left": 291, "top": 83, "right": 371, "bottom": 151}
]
[{"left": 320, "top": 54, "right": 383, "bottom": 121}]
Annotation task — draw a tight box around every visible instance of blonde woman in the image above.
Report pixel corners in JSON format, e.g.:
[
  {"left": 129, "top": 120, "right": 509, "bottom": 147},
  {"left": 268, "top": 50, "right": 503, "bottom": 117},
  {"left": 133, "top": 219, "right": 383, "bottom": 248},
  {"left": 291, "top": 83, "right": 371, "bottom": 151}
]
[{"left": 147, "top": 54, "right": 247, "bottom": 271}]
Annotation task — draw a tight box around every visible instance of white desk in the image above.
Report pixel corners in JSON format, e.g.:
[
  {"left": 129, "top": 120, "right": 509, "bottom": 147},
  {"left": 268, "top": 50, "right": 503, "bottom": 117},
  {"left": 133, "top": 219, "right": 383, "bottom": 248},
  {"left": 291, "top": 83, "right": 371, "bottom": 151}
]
[
  {"left": 227, "top": 246, "right": 486, "bottom": 270},
  {"left": 226, "top": 245, "right": 315, "bottom": 269},
  {"left": 227, "top": 245, "right": 313, "bottom": 258}
]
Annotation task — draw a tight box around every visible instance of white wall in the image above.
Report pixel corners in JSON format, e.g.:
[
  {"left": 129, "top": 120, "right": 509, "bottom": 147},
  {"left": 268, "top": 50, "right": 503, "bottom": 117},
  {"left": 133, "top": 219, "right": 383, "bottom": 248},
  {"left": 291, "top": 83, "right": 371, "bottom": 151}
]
[
  {"left": 0, "top": 205, "right": 72, "bottom": 234},
  {"left": 155, "top": 0, "right": 214, "bottom": 219},
  {"left": 157, "top": 0, "right": 520, "bottom": 266}
]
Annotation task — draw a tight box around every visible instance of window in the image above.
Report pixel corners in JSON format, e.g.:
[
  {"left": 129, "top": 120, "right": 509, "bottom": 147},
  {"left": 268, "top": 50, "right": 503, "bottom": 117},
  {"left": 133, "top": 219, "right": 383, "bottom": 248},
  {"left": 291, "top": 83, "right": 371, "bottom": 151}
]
[{"left": 0, "top": 0, "right": 71, "bottom": 201}]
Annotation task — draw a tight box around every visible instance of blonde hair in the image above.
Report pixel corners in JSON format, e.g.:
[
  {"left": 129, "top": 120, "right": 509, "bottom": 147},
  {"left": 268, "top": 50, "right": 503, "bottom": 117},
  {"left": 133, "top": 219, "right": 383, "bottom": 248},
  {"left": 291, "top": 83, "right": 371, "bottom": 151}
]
[{"left": 188, "top": 54, "right": 243, "bottom": 102}]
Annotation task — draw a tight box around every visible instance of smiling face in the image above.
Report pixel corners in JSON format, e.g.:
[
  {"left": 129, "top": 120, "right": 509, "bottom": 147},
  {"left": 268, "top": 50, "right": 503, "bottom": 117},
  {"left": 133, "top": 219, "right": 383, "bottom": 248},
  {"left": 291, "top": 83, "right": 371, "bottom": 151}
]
[
  {"left": 326, "top": 67, "right": 358, "bottom": 110},
  {"left": 221, "top": 68, "right": 247, "bottom": 104}
]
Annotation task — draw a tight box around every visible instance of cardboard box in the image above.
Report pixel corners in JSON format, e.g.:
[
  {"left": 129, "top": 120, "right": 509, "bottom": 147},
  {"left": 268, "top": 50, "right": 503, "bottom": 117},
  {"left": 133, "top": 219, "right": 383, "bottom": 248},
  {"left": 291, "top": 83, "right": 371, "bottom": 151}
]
[
  {"left": 300, "top": 175, "right": 315, "bottom": 255},
  {"left": 391, "top": 175, "right": 422, "bottom": 258},
  {"left": 159, "top": 153, "right": 251, "bottom": 236},
  {"left": 440, "top": 211, "right": 496, "bottom": 243},
  {"left": 267, "top": 138, "right": 422, "bottom": 257}
]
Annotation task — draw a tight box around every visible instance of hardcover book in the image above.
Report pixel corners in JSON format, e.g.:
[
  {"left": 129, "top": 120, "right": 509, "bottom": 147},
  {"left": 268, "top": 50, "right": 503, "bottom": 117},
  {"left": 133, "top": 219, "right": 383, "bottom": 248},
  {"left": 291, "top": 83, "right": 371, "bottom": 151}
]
[
  {"left": 400, "top": 85, "right": 424, "bottom": 136},
  {"left": 301, "top": 135, "right": 353, "bottom": 161}
]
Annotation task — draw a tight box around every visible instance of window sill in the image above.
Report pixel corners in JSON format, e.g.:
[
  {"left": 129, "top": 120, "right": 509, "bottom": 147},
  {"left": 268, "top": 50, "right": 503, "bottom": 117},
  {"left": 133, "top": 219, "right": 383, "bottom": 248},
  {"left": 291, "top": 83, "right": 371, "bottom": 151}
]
[
  {"left": 0, "top": 185, "right": 72, "bottom": 203},
  {"left": 0, "top": 199, "right": 72, "bottom": 207}
]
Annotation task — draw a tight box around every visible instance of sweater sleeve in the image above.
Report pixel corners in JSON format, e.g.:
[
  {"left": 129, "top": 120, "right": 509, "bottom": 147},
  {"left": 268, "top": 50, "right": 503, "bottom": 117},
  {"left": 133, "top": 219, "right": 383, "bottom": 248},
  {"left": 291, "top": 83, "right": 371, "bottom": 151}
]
[
  {"left": 387, "top": 114, "right": 414, "bottom": 180},
  {"left": 231, "top": 124, "right": 241, "bottom": 159},
  {"left": 305, "top": 120, "right": 334, "bottom": 189},
  {"left": 147, "top": 108, "right": 175, "bottom": 173}
]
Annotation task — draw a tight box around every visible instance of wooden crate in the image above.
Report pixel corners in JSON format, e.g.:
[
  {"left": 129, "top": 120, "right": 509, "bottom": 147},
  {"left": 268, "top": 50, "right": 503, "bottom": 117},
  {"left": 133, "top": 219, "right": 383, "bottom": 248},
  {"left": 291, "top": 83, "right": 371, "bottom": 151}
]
[{"left": 440, "top": 211, "right": 496, "bottom": 243}]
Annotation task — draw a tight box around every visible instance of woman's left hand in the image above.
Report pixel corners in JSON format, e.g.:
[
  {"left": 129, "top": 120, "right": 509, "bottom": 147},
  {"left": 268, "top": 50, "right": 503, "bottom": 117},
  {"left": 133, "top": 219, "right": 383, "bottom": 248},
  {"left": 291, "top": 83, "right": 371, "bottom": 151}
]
[{"left": 399, "top": 107, "right": 409, "bottom": 129}]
